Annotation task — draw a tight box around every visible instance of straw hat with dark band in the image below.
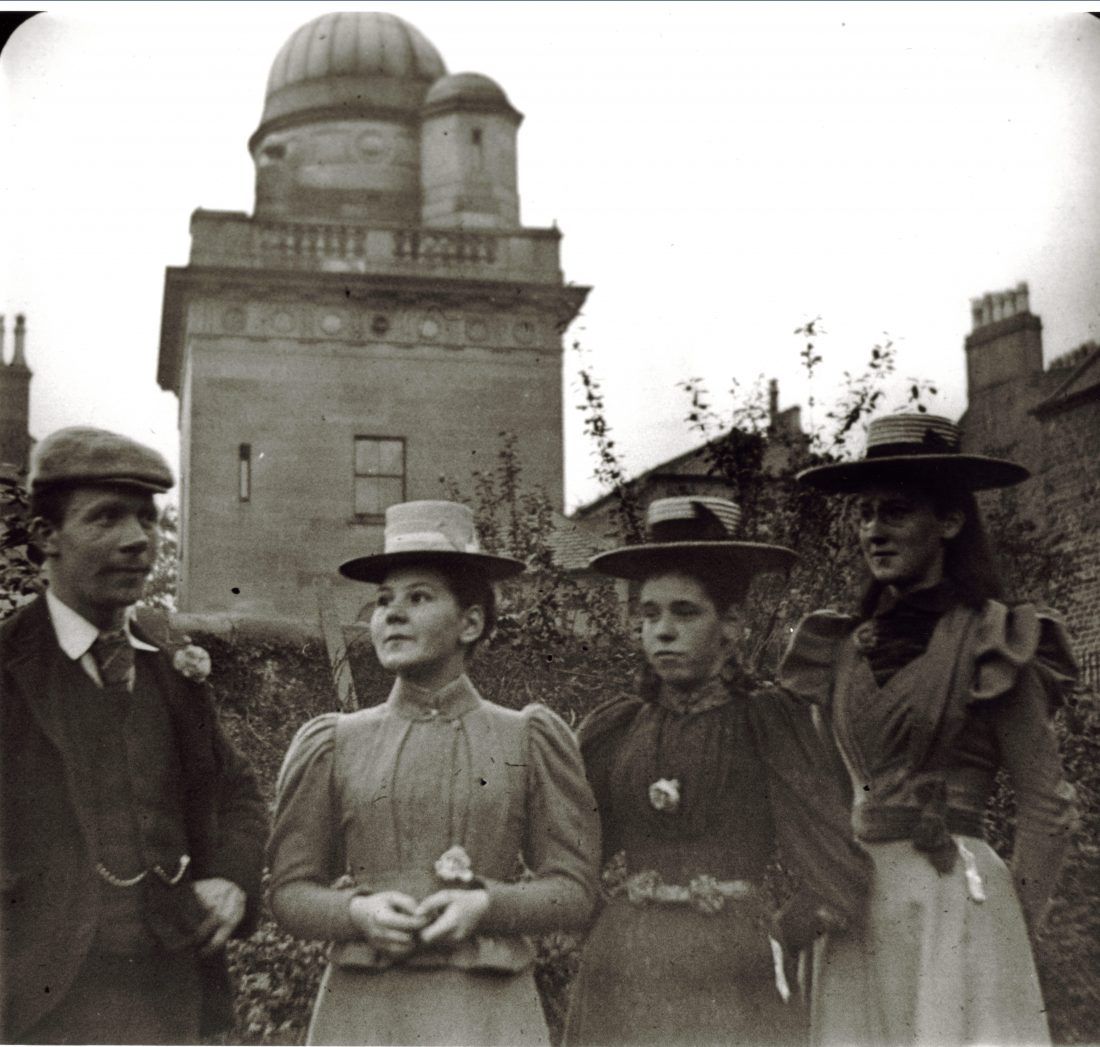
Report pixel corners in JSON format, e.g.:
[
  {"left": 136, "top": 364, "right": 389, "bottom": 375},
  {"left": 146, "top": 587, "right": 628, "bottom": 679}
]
[
  {"left": 339, "top": 500, "right": 525, "bottom": 583},
  {"left": 588, "top": 496, "right": 797, "bottom": 581},
  {"left": 796, "top": 413, "right": 1029, "bottom": 494}
]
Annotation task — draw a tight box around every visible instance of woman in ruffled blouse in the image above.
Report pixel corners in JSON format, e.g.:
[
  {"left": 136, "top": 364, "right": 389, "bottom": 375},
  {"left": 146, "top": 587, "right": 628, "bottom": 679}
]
[
  {"left": 267, "top": 501, "right": 600, "bottom": 1046},
  {"left": 565, "top": 497, "right": 872, "bottom": 1047},
  {"left": 780, "top": 413, "right": 1079, "bottom": 1046}
]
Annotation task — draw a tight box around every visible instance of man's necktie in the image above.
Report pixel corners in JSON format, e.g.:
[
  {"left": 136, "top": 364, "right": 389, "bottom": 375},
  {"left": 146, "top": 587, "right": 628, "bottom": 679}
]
[{"left": 90, "top": 628, "right": 134, "bottom": 689}]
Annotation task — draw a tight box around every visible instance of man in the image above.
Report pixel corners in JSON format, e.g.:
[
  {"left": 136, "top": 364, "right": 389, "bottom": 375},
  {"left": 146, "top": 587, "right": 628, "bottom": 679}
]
[{"left": 1, "top": 427, "right": 267, "bottom": 1044}]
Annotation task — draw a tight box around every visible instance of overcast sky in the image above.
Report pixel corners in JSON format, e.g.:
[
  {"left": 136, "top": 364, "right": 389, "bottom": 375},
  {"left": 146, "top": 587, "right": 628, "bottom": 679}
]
[{"left": 2, "top": 2, "right": 1098, "bottom": 509}]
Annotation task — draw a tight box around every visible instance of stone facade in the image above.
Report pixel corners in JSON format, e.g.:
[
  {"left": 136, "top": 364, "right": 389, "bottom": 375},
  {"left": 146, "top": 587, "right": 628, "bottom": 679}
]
[
  {"left": 158, "top": 13, "right": 587, "bottom": 622},
  {"left": 0, "top": 315, "right": 32, "bottom": 482},
  {"left": 962, "top": 283, "right": 1100, "bottom": 680}
]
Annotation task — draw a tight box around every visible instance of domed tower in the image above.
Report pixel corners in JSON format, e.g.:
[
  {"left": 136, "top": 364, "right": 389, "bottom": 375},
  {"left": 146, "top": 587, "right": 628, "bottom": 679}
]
[
  {"left": 158, "top": 12, "right": 588, "bottom": 623},
  {"left": 421, "top": 73, "right": 522, "bottom": 228},
  {"left": 250, "top": 12, "right": 445, "bottom": 222}
]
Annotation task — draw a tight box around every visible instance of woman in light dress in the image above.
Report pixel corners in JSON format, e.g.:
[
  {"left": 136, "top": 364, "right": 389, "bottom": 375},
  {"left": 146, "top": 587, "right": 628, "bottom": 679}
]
[
  {"left": 780, "top": 412, "right": 1079, "bottom": 1046},
  {"left": 268, "top": 500, "right": 600, "bottom": 1046}
]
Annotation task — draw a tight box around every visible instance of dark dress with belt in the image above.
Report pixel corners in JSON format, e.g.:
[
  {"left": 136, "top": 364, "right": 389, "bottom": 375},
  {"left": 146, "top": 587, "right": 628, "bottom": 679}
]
[
  {"left": 780, "top": 582, "right": 1079, "bottom": 1045},
  {"left": 565, "top": 667, "right": 871, "bottom": 1046}
]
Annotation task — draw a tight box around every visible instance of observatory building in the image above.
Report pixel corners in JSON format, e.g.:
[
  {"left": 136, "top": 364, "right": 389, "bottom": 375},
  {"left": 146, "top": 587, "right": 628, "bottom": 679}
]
[{"left": 158, "top": 12, "right": 587, "bottom": 620}]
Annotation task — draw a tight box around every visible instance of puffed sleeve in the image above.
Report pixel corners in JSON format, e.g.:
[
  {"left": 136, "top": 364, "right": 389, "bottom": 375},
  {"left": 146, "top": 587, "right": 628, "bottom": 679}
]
[
  {"left": 480, "top": 705, "right": 600, "bottom": 935},
  {"left": 744, "top": 686, "right": 872, "bottom": 953},
  {"left": 970, "top": 604, "right": 1080, "bottom": 931},
  {"left": 778, "top": 610, "right": 856, "bottom": 707},
  {"left": 267, "top": 714, "right": 359, "bottom": 942}
]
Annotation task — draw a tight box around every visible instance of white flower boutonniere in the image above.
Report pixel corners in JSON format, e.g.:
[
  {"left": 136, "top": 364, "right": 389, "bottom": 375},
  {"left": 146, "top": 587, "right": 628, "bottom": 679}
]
[
  {"left": 648, "top": 777, "right": 681, "bottom": 814},
  {"left": 434, "top": 844, "right": 474, "bottom": 885},
  {"left": 172, "top": 644, "right": 212, "bottom": 683}
]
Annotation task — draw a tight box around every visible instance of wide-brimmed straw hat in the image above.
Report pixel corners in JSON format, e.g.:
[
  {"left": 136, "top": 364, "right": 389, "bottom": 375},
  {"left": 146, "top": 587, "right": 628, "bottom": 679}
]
[
  {"left": 588, "top": 496, "right": 797, "bottom": 581},
  {"left": 339, "top": 500, "right": 525, "bottom": 583},
  {"left": 796, "top": 413, "right": 1029, "bottom": 494}
]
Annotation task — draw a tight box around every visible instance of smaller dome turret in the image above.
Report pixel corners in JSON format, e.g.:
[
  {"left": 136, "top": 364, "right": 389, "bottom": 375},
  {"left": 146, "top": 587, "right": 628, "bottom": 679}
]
[
  {"left": 420, "top": 72, "right": 522, "bottom": 229},
  {"left": 423, "top": 73, "right": 522, "bottom": 122}
]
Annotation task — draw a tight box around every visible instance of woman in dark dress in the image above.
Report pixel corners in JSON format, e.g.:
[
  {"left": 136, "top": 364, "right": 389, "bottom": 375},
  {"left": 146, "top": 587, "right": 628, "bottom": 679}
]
[
  {"left": 780, "top": 413, "right": 1079, "bottom": 1045},
  {"left": 268, "top": 501, "right": 600, "bottom": 1046},
  {"left": 565, "top": 496, "right": 872, "bottom": 1047}
]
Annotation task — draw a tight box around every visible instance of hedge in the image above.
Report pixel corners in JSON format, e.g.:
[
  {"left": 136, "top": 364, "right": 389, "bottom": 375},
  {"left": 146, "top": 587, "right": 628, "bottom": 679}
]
[{"left": 202, "top": 628, "right": 1100, "bottom": 1046}]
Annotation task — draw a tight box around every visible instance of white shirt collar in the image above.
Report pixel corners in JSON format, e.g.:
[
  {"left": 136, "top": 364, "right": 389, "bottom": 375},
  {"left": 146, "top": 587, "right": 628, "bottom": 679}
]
[{"left": 45, "top": 589, "right": 159, "bottom": 662}]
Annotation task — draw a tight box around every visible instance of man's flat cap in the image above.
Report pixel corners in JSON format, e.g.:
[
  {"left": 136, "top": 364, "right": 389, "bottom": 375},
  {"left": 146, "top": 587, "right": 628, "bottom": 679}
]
[{"left": 29, "top": 427, "right": 174, "bottom": 494}]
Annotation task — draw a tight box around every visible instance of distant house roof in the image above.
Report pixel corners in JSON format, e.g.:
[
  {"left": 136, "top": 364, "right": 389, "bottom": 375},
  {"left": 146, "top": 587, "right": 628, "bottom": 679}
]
[
  {"left": 546, "top": 511, "right": 618, "bottom": 571},
  {"left": 1032, "top": 342, "right": 1100, "bottom": 418}
]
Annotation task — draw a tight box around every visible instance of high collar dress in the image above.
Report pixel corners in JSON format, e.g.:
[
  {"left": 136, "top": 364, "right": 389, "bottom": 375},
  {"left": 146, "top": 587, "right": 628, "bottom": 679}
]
[
  {"left": 267, "top": 675, "right": 600, "bottom": 1046},
  {"left": 564, "top": 669, "right": 871, "bottom": 1047},
  {"left": 780, "top": 586, "right": 1079, "bottom": 1046}
]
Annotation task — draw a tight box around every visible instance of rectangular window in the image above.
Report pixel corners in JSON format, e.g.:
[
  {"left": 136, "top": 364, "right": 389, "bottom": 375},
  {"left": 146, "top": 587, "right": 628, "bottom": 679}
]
[
  {"left": 238, "top": 443, "right": 251, "bottom": 502},
  {"left": 354, "top": 436, "right": 405, "bottom": 520}
]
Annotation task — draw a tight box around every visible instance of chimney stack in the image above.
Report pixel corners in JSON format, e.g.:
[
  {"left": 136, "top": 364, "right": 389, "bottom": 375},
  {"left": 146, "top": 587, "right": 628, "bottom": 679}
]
[
  {"left": 12, "top": 315, "right": 27, "bottom": 367},
  {"left": 964, "top": 281, "right": 1042, "bottom": 399},
  {"left": 768, "top": 378, "right": 779, "bottom": 426}
]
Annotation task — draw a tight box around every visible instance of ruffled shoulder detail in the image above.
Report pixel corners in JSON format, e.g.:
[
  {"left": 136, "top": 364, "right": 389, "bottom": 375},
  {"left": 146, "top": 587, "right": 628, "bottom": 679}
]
[
  {"left": 777, "top": 610, "right": 857, "bottom": 706},
  {"left": 971, "top": 602, "right": 1078, "bottom": 710},
  {"left": 521, "top": 702, "right": 579, "bottom": 757},
  {"left": 274, "top": 712, "right": 339, "bottom": 805},
  {"left": 577, "top": 695, "right": 643, "bottom": 756}
]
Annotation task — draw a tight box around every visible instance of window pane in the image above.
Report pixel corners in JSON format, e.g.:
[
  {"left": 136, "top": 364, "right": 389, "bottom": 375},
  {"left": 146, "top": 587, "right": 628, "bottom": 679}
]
[
  {"left": 354, "top": 476, "right": 404, "bottom": 516},
  {"left": 377, "top": 439, "right": 404, "bottom": 476},
  {"left": 354, "top": 438, "right": 380, "bottom": 475}
]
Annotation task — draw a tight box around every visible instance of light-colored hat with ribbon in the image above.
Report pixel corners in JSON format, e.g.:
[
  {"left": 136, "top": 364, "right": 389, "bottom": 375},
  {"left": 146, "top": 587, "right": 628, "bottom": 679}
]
[
  {"left": 588, "top": 496, "right": 797, "bottom": 581},
  {"left": 796, "top": 413, "right": 1029, "bottom": 493},
  {"left": 338, "top": 500, "right": 526, "bottom": 583}
]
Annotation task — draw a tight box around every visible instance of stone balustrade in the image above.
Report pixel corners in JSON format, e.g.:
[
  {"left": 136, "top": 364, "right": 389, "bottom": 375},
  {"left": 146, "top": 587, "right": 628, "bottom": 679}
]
[{"left": 188, "top": 210, "right": 563, "bottom": 284}]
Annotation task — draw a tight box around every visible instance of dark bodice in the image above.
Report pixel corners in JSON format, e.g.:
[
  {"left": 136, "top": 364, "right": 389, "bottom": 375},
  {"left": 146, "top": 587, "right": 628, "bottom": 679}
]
[{"left": 587, "top": 694, "right": 774, "bottom": 883}]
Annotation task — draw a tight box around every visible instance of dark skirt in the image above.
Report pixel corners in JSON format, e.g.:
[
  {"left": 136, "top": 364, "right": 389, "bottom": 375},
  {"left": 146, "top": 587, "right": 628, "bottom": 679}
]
[
  {"left": 307, "top": 962, "right": 549, "bottom": 1046},
  {"left": 565, "top": 898, "right": 806, "bottom": 1046}
]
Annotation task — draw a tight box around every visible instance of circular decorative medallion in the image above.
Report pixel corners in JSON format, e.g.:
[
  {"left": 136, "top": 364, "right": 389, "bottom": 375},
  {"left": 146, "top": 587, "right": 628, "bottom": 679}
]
[
  {"left": 356, "top": 129, "right": 391, "bottom": 164},
  {"left": 514, "top": 319, "right": 536, "bottom": 344},
  {"left": 271, "top": 310, "right": 294, "bottom": 334},
  {"left": 321, "top": 312, "right": 344, "bottom": 335},
  {"left": 419, "top": 311, "right": 443, "bottom": 340},
  {"left": 371, "top": 314, "right": 391, "bottom": 336},
  {"left": 465, "top": 318, "right": 487, "bottom": 343},
  {"left": 221, "top": 307, "right": 246, "bottom": 333}
]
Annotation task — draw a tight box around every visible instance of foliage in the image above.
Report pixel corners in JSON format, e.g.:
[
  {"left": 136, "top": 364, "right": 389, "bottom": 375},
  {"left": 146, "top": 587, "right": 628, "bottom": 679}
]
[
  {"left": 142, "top": 503, "right": 180, "bottom": 610},
  {"left": 0, "top": 479, "right": 43, "bottom": 618}
]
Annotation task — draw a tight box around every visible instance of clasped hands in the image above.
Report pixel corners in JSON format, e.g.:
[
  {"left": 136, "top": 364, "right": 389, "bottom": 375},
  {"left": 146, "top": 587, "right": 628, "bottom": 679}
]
[{"left": 349, "top": 888, "right": 490, "bottom": 958}]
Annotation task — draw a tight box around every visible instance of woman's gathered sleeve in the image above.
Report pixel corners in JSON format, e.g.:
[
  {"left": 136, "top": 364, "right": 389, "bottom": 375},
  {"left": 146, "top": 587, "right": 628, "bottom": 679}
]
[
  {"left": 777, "top": 610, "right": 855, "bottom": 708},
  {"left": 746, "top": 686, "right": 873, "bottom": 954},
  {"left": 969, "top": 605, "right": 1080, "bottom": 933},
  {"left": 266, "top": 714, "right": 359, "bottom": 942},
  {"left": 481, "top": 705, "right": 601, "bottom": 936}
]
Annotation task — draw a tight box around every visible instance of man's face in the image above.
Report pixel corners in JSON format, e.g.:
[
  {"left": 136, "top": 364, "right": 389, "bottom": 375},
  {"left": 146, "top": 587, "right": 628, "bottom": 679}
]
[{"left": 35, "top": 486, "right": 159, "bottom": 628}]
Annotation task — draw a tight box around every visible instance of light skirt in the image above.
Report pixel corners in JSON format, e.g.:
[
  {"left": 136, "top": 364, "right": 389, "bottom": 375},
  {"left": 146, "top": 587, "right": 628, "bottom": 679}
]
[
  {"left": 306, "top": 962, "right": 550, "bottom": 1046},
  {"left": 812, "top": 836, "right": 1049, "bottom": 1047}
]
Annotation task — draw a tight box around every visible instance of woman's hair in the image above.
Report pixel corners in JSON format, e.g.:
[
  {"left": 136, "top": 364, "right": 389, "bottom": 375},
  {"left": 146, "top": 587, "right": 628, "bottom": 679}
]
[
  {"left": 857, "top": 479, "right": 1005, "bottom": 616},
  {"left": 640, "top": 555, "right": 748, "bottom": 615},
  {"left": 433, "top": 562, "right": 498, "bottom": 649}
]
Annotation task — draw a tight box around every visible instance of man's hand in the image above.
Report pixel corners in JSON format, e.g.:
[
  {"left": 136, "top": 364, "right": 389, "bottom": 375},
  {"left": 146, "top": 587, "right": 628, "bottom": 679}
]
[
  {"left": 192, "top": 877, "right": 246, "bottom": 956},
  {"left": 415, "top": 889, "right": 489, "bottom": 946},
  {"left": 349, "top": 891, "right": 428, "bottom": 958}
]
